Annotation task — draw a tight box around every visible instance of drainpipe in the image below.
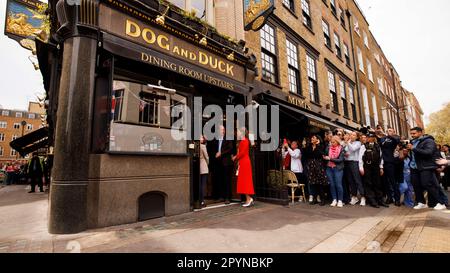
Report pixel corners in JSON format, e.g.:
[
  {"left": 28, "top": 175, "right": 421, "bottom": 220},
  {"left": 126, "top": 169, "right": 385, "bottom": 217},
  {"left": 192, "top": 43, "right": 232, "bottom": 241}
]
[{"left": 346, "top": 10, "right": 364, "bottom": 128}]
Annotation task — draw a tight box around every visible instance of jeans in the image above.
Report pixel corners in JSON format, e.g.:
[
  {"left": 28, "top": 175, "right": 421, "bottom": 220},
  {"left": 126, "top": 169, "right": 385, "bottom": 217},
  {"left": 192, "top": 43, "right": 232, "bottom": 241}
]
[
  {"left": 384, "top": 163, "right": 400, "bottom": 202},
  {"left": 399, "top": 181, "right": 414, "bottom": 208},
  {"left": 326, "top": 167, "right": 344, "bottom": 202}
]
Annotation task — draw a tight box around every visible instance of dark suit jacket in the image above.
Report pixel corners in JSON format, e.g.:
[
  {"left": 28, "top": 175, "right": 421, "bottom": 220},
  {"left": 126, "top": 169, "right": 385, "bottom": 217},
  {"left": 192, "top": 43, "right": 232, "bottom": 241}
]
[{"left": 217, "top": 139, "right": 234, "bottom": 167}]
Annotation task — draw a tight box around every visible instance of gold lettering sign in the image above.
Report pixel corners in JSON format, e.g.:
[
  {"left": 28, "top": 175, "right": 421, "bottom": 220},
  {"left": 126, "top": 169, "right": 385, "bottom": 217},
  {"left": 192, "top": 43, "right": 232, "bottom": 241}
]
[
  {"left": 287, "top": 96, "right": 311, "bottom": 110},
  {"left": 309, "top": 120, "right": 330, "bottom": 131},
  {"left": 99, "top": 5, "right": 245, "bottom": 83}
]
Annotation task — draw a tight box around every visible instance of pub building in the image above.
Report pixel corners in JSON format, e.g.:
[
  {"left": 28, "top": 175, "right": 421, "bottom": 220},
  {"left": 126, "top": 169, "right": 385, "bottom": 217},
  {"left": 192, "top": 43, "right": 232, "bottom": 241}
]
[
  {"left": 36, "top": 0, "right": 258, "bottom": 234},
  {"left": 33, "top": 0, "right": 363, "bottom": 234}
]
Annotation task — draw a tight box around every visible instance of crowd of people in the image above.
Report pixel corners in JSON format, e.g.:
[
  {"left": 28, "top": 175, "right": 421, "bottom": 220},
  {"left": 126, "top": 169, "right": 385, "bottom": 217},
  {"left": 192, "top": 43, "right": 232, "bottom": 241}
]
[
  {"left": 1, "top": 153, "right": 52, "bottom": 193},
  {"left": 280, "top": 126, "right": 449, "bottom": 210}
]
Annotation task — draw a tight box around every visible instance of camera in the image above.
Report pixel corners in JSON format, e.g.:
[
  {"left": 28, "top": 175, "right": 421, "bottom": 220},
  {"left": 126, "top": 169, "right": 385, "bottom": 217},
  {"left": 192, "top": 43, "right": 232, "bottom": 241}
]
[{"left": 399, "top": 140, "right": 410, "bottom": 149}]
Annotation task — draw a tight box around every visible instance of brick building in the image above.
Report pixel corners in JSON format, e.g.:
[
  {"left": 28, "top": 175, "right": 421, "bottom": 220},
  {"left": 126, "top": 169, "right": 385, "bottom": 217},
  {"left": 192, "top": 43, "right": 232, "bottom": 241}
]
[{"left": 0, "top": 102, "right": 44, "bottom": 165}]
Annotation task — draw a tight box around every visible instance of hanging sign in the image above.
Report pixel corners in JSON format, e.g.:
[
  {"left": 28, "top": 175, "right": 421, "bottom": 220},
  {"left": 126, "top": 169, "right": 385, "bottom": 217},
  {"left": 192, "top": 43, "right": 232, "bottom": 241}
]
[
  {"left": 4, "top": 0, "right": 49, "bottom": 51},
  {"left": 243, "top": 0, "right": 275, "bottom": 31}
]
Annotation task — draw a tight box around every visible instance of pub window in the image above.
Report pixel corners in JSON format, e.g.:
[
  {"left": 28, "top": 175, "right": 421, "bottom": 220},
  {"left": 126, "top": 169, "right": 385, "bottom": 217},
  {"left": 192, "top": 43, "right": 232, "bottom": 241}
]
[
  {"left": 1, "top": 110, "right": 9, "bottom": 116},
  {"left": 109, "top": 79, "right": 187, "bottom": 155},
  {"left": 330, "top": 0, "right": 337, "bottom": 16},
  {"left": 260, "top": 24, "right": 278, "bottom": 84},
  {"left": 343, "top": 43, "right": 351, "bottom": 67},
  {"left": 328, "top": 71, "right": 339, "bottom": 112},
  {"left": 0, "top": 133, "right": 5, "bottom": 142},
  {"left": 334, "top": 33, "right": 341, "bottom": 58},
  {"left": 349, "top": 86, "right": 357, "bottom": 120},
  {"left": 0, "top": 121, "right": 6, "bottom": 128},
  {"left": 322, "top": 20, "right": 332, "bottom": 48},
  {"left": 301, "top": 0, "right": 312, "bottom": 29},
  {"left": 286, "top": 39, "right": 301, "bottom": 95},
  {"left": 339, "top": 80, "right": 349, "bottom": 117},
  {"left": 283, "top": 0, "right": 295, "bottom": 13},
  {"left": 306, "top": 54, "right": 319, "bottom": 103}
]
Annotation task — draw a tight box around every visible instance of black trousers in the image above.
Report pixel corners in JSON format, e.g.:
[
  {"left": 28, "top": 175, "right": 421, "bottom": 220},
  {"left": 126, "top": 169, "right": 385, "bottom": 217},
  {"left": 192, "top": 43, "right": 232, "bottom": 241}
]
[
  {"left": 199, "top": 174, "right": 208, "bottom": 203},
  {"left": 363, "top": 165, "right": 383, "bottom": 205},
  {"left": 384, "top": 163, "right": 400, "bottom": 202},
  {"left": 411, "top": 169, "right": 442, "bottom": 205},
  {"left": 30, "top": 176, "right": 43, "bottom": 192},
  {"left": 214, "top": 163, "right": 233, "bottom": 201}
]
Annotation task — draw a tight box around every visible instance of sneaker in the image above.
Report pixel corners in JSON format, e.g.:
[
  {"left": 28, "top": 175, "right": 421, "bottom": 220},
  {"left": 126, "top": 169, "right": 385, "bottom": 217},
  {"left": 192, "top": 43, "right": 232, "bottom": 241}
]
[
  {"left": 350, "top": 197, "right": 359, "bottom": 205},
  {"left": 309, "top": 195, "right": 314, "bottom": 203},
  {"left": 317, "top": 196, "right": 322, "bottom": 203},
  {"left": 330, "top": 200, "right": 337, "bottom": 207},
  {"left": 337, "top": 201, "right": 344, "bottom": 208},
  {"left": 434, "top": 204, "right": 447, "bottom": 211},
  {"left": 414, "top": 203, "right": 428, "bottom": 210},
  {"left": 360, "top": 197, "right": 366, "bottom": 207}
]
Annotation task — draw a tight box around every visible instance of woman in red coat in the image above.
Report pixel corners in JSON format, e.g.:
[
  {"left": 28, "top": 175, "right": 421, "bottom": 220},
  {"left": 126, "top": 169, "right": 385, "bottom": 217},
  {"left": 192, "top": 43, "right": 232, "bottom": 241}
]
[{"left": 233, "top": 128, "right": 255, "bottom": 207}]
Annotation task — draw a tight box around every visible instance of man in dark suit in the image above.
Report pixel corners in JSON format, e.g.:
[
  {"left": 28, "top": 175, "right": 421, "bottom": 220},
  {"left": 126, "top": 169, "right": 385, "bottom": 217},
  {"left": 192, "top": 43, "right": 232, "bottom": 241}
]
[{"left": 215, "top": 126, "right": 234, "bottom": 204}]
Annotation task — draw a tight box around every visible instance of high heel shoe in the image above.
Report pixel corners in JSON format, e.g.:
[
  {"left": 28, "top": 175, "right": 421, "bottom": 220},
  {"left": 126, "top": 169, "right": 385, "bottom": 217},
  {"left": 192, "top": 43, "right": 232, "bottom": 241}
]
[{"left": 242, "top": 198, "right": 254, "bottom": 207}]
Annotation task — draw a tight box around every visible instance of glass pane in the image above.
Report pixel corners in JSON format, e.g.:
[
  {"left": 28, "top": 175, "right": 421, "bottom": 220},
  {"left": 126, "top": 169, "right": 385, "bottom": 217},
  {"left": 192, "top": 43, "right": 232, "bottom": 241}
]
[{"left": 191, "top": 0, "right": 205, "bottom": 18}]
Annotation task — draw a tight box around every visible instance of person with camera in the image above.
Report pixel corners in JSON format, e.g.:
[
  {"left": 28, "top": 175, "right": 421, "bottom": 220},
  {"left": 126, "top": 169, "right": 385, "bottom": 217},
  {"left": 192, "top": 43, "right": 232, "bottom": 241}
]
[
  {"left": 344, "top": 131, "right": 365, "bottom": 206},
  {"left": 408, "top": 127, "right": 447, "bottom": 210},
  {"left": 359, "top": 132, "right": 388, "bottom": 208},
  {"left": 379, "top": 127, "right": 401, "bottom": 206}
]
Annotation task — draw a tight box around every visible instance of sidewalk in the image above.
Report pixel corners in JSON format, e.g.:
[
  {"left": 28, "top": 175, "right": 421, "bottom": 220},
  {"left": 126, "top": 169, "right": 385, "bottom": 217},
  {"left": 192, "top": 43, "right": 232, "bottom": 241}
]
[{"left": 0, "top": 185, "right": 448, "bottom": 253}]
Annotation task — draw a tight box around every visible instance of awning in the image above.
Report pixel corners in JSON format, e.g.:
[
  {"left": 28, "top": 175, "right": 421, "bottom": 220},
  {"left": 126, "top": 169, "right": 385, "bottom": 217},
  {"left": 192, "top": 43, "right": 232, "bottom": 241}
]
[
  {"left": 257, "top": 94, "right": 339, "bottom": 131},
  {"left": 10, "top": 127, "right": 49, "bottom": 157}
]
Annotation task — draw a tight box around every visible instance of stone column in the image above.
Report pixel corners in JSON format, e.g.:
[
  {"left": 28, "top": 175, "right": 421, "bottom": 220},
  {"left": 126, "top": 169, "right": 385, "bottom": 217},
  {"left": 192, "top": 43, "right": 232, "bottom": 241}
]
[{"left": 48, "top": 36, "right": 97, "bottom": 234}]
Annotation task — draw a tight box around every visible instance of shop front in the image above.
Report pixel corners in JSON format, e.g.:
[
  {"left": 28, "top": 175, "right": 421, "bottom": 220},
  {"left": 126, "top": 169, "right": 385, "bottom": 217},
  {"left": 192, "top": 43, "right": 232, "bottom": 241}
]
[{"left": 45, "top": 0, "right": 256, "bottom": 234}]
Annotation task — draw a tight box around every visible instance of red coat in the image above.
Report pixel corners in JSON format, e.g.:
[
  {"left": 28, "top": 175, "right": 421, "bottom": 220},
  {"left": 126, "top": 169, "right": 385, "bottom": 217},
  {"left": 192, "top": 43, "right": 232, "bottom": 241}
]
[{"left": 236, "top": 137, "right": 255, "bottom": 195}]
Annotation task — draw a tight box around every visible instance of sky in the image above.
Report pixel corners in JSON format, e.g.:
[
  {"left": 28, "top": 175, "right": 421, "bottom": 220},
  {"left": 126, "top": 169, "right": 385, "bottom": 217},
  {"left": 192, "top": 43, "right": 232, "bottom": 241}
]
[{"left": 0, "top": 0, "right": 449, "bottom": 125}]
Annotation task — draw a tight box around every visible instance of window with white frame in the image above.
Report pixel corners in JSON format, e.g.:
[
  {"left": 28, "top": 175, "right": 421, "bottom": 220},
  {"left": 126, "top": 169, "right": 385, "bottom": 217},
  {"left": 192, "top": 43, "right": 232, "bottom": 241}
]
[
  {"left": 374, "top": 53, "right": 381, "bottom": 64},
  {"left": 28, "top": 113, "right": 35, "bottom": 119},
  {"left": 378, "top": 77, "right": 384, "bottom": 93},
  {"left": 334, "top": 33, "right": 341, "bottom": 58},
  {"left": 328, "top": 71, "right": 338, "bottom": 112},
  {"left": 330, "top": 0, "right": 337, "bottom": 15},
  {"left": 372, "top": 93, "right": 379, "bottom": 126},
  {"left": 0, "top": 146, "right": 3, "bottom": 156},
  {"left": 363, "top": 31, "right": 369, "bottom": 48},
  {"left": 0, "top": 133, "right": 5, "bottom": 142},
  {"left": 15, "top": 112, "right": 23, "bottom": 118},
  {"left": 168, "top": 0, "right": 210, "bottom": 22},
  {"left": 286, "top": 40, "right": 300, "bottom": 94},
  {"left": 354, "top": 20, "right": 360, "bottom": 36},
  {"left": 260, "top": 24, "right": 278, "bottom": 84},
  {"left": 361, "top": 84, "right": 371, "bottom": 126},
  {"left": 11, "top": 135, "right": 18, "bottom": 141},
  {"left": 307, "top": 54, "right": 319, "bottom": 103},
  {"left": 27, "top": 124, "right": 33, "bottom": 131},
  {"left": 357, "top": 47, "right": 364, "bottom": 72},
  {"left": 301, "top": 0, "right": 312, "bottom": 29},
  {"left": 322, "top": 20, "right": 331, "bottom": 48},
  {"left": 283, "top": 0, "right": 295, "bottom": 12},
  {"left": 1, "top": 110, "right": 9, "bottom": 116},
  {"left": 13, "top": 123, "right": 20, "bottom": 129},
  {"left": 339, "top": 7, "right": 346, "bottom": 28},
  {"left": 349, "top": 85, "right": 357, "bottom": 120},
  {"left": 0, "top": 121, "right": 6, "bottom": 128},
  {"left": 343, "top": 43, "right": 351, "bottom": 67},
  {"left": 340, "top": 80, "right": 349, "bottom": 117},
  {"left": 11, "top": 149, "right": 17, "bottom": 156},
  {"left": 367, "top": 60, "right": 373, "bottom": 82}
]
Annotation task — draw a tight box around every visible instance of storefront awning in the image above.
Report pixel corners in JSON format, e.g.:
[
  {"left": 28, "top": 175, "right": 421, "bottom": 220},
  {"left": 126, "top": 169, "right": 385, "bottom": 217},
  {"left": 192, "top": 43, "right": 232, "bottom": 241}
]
[
  {"left": 257, "top": 94, "right": 339, "bottom": 132},
  {"left": 10, "top": 127, "right": 49, "bottom": 157}
]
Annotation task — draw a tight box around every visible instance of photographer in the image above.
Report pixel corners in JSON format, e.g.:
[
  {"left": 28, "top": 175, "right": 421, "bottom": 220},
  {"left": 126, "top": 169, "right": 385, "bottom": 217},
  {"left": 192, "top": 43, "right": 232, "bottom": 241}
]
[
  {"left": 380, "top": 127, "right": 401, "bottom": 206},
  {"left": 408, "top": 127, "right": 446, "bottom": 210},
  {"left": 398, "top": 145, "right": 415, "bottom": 207}
]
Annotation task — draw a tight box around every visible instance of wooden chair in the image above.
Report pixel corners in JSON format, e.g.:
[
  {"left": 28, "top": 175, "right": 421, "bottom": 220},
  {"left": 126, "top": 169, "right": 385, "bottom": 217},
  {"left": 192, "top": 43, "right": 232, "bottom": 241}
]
[{"left": 283, "top": 170, "right": 306, "bottom": 204}]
